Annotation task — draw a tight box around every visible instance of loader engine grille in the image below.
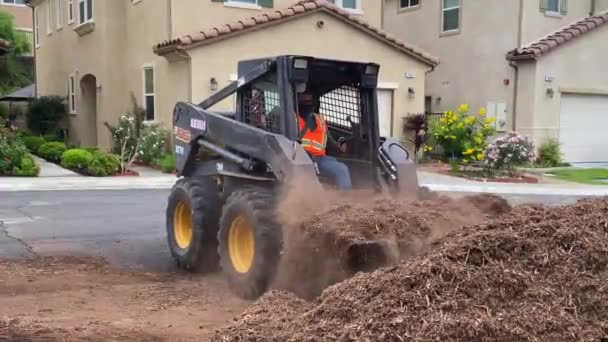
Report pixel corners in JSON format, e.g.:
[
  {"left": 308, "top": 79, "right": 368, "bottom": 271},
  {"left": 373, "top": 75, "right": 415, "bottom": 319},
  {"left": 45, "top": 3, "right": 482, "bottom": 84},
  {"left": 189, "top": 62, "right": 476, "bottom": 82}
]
[
  {"left": 242, "top": 86, "right": 281, "bottom": 133},
  {"left": 319, "top": 86, "right": 361, "bottom": 134}
]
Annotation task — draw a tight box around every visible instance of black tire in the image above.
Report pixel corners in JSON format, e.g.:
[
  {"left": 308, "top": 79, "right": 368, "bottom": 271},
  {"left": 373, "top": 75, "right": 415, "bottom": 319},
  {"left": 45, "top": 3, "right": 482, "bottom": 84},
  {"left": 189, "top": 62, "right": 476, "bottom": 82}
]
[
  {"left": 218, "top": 188, "right": 282, "bottom": 300},
  {"left": 166, "top": 177, "right": 221, "bottom": 273}
]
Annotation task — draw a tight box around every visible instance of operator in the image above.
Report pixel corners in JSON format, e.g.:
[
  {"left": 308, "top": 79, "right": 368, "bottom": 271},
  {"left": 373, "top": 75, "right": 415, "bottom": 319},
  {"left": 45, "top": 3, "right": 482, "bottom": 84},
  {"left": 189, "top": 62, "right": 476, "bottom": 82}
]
[{"left": 297, "top": 92, "right": 353, "bottom": 191}]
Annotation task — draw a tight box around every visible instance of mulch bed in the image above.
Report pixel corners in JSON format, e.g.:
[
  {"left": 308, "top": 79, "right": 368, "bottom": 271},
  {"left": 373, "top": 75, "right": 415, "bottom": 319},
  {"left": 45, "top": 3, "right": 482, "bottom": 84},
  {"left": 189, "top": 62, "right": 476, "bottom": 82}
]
[
  {"left": 213, "top": 197, "right": 608, "bottom": 342},
  {"left": 436, "top": 169, "right": 540, "bottom": 184}
]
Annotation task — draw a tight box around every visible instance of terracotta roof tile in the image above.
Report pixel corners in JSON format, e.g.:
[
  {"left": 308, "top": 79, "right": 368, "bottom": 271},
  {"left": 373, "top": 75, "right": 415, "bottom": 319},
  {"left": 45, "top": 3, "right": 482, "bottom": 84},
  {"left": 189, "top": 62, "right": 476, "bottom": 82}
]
[
  {"left": 154, "top": 0, "right": 439, "bottom": 66},
  {"left": 507, "top": 11, "right": 608, "bottom": 60}
]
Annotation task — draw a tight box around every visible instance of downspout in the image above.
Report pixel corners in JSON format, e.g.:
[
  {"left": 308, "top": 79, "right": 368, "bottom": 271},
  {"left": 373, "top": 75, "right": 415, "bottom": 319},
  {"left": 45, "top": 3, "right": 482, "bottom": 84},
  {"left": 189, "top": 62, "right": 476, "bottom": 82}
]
[
  {"left": 509, "top": 0, "right": 524, "bottom": 132},
  {"left": 591, "top": 0, "right": 596, "bottom": 15},
  {"left": 26, "top": 2, "right": 37, "bottom": 98}
]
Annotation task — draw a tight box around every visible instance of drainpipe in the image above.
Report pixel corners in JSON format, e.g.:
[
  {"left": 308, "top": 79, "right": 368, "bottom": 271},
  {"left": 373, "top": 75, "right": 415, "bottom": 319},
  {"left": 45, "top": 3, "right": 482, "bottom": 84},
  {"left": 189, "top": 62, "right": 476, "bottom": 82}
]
[
  {"left": 509, "top": 0, "right": 524, "bottom": 132},
  {"left": 591, "top": 0, "right": 596, "bottom": 15},
  {"left": 26, "top": 2, "right": 37, "bottom": 98}
]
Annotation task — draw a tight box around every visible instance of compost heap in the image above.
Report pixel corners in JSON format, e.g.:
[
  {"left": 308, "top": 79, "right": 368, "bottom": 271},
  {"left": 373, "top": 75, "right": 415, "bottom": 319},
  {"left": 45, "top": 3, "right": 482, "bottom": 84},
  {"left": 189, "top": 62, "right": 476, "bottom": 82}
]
[{"left": 214, "top": 197, "right": 608, "bottom": 342}]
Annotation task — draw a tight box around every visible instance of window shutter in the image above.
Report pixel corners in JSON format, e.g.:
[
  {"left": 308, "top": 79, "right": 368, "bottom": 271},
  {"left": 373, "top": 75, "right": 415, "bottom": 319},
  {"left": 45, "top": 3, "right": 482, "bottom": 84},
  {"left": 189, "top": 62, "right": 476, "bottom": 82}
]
[
  {"left": 539, "top": 0, "right": 550, "bottom": 12},
  {"left": 560, "top": 0, "right": 568, "bottom": 15},
  {"left": 258, "top": 0, "right": 273, "bottom": 7}
]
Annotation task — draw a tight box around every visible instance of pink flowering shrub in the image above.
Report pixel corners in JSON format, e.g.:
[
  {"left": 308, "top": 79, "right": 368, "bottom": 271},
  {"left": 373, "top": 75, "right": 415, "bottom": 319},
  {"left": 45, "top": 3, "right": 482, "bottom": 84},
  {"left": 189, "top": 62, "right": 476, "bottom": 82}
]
[{"left": 484, "top": 132, "right": 535, "bottom": 175}]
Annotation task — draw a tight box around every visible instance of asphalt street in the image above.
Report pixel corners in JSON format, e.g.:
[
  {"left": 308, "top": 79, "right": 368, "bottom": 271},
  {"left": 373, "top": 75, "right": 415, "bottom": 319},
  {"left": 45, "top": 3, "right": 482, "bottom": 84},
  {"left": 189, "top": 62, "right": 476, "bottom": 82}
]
[{"left": 0, "top": 189, "right": 595, "bottom": 272}]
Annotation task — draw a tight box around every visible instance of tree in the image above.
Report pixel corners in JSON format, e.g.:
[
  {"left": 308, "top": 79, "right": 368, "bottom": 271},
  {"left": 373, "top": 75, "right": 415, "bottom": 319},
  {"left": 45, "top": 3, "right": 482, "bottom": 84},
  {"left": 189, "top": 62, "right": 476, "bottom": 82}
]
[{"left": 0, "top": 10, "right": 33, "bottom": 95}]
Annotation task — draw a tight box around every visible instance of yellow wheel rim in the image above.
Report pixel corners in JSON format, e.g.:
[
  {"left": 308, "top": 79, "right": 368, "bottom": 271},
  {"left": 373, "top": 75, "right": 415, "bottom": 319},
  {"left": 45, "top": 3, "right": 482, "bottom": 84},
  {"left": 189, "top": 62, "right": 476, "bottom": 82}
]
[
  {"left": 174, "top": 200, "right": 193, "bottom": 249},
  {"left": 228, "top": 215, "right": 255, "bottom": 274}
]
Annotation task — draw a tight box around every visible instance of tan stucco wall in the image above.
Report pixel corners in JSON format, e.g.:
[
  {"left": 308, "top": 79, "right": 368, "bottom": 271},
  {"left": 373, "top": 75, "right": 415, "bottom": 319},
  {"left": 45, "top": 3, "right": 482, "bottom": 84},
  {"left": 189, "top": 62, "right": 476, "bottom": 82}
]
[
  {"left": 182, "top": 11, "right": 429, "bottom": 140},
  {"left": 515, "top": 23, "right": 608, "bottom": 146},
  {"left": 383, "top": 0, "right": 519, "bottom": 131},
  {"left": 33, "top": 0, "right": 132, "bottom": 148},
  {"left": 521, "top": 0, "right": 594, "bottom": 46},
  {"left": 0, "top": 3, "right": 32, "bottom": 28},
  {"left": 170, "top": 0, "right": 382, "bottom": 37},
  {"left": 596, "top": 0, "right": 608, "bottom": 13}
]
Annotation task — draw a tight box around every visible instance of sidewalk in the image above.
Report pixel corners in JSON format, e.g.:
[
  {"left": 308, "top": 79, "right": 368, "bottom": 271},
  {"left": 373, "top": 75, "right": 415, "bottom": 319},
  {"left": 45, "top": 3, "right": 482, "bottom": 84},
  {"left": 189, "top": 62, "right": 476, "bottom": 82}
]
[
  {"left": 1, "top": 168, "right": 607, "bottom": 196},
  {"left": 32, "top": 156, "right": 80, "bottom": 177},
  {"left": 418, "top": 171, "right": 608, "bottom": 197}
]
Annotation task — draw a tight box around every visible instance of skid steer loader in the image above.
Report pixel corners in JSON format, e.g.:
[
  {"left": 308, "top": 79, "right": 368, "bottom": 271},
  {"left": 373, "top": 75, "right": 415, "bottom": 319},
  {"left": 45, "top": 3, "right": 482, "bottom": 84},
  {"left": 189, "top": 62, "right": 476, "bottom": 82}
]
[{"left": 166, "top": 55, "right": 430, "bottom": 300}]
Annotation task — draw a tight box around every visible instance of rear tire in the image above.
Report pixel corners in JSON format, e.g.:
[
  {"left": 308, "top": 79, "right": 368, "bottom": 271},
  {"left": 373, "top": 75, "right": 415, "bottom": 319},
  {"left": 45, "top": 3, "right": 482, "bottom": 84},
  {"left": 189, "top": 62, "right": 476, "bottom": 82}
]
[
  {"left": 218, "top": 188, "right": 282, "bottom": 300},
  {"left": 166, "top": 177, "right": 221, "bottom": 273}
]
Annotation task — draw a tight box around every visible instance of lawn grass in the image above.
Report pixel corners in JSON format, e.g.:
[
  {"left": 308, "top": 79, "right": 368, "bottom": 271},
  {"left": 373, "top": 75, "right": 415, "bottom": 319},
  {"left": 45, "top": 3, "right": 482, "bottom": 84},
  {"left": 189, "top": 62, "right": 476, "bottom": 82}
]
[{"left": 547, "top": 168, "right": 608, "bottom": 185}]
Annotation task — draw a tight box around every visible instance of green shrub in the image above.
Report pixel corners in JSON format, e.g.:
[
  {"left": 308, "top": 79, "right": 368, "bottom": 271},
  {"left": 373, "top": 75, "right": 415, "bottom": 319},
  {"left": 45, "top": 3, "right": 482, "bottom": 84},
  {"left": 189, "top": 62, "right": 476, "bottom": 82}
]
[
  {"left": 42, "top": 132, "right": 61, "bottom": 142},
  {"left": 0, "top": 103, "right": 8, "bottom": 120},
  {"left": 22, "top": 135, "right": 46, "bottom": 153},
  {"left": 0, "top": 124, "right": 37, "bottom": 177},
  {"left": 83, "top": 146, "right": 100, "bottom": 154},
  {"left": 87, "top": 151, "right": 121, "bottom": 176},
  {"left": 536, "top": 138, "right": 563, "bottom": 168},
  {"left": 12, "top": 154, "right": 40, "bottom": 177},
  {"left": 37, "top": 142, "right": 67, "bottom": 162},
  {"left": 60, "top": 149, "right": 93, "bottom": 170},
  {"left": 159, "top": 154, "right": 176, "bottom": 173},
  {"left": 428, "top": 104, "right": 496, "bottom": 164},
  {"left": 27, "top": 96, "right": 67, "bottom": 135}
]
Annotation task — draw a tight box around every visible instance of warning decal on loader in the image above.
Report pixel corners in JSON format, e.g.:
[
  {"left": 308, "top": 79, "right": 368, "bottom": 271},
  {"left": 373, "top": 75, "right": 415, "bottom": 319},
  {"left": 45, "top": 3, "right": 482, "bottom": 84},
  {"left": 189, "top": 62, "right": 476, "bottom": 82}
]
[{"left": 174, "top": 127, "right": 191, "bottom": 143}]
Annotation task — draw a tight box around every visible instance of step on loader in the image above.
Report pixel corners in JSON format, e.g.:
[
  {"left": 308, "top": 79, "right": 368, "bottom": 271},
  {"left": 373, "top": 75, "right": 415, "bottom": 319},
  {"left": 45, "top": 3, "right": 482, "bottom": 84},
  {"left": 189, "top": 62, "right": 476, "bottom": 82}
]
[{"left": 166, "top": 55, "right": 433, "bottom": 299}]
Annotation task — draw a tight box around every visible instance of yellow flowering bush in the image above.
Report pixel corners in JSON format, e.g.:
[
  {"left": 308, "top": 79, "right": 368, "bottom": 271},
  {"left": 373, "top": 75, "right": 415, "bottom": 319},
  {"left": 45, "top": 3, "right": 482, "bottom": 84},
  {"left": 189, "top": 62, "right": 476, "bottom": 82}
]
[{"left": 428, "top": 104, "right": 496, "bottom": 163}]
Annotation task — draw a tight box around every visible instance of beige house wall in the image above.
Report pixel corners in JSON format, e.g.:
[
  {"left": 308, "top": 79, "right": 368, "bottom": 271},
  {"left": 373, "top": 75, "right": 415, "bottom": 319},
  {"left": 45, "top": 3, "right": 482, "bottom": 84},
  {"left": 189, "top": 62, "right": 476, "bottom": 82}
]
[
  {"left": 1, "top": 3, "right": 32, "bottom": 28},
  {"left": 596, "top": 0, "right": 608, "bottom": 13},
  {"left": 383, "top": 0, "right": 519, "bottom": 131},
  {"left": 516, "top": 23, "right": 608, "bottom": 146},
  {"left": 170, "top": 0, "right": 382, "bottom": 37},
  {"left": 182, "top": 11, "right": 430, "bottom": 141},
  {"left": 31, "top": 0, "right": 384, "bottom": 149},
  {"left": 520, "top": 0, "right": 595, "bottom": 46}
]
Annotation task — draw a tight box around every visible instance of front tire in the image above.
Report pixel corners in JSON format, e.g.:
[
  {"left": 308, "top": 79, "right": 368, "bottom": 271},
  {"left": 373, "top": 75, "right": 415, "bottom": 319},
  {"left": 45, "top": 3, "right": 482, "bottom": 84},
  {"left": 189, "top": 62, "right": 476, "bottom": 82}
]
[
  {"left": 218, "top": 188, "right": 282, "bottom": 300},
  {"left": 166, "top": 177, "right": 221, "bottom": 272}
]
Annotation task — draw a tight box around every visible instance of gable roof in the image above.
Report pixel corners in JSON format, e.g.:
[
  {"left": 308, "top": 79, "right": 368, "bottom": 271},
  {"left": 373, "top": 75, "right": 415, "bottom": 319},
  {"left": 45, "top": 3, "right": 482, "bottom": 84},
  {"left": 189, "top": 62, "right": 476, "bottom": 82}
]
[
  {"left": 154, "top": 0, "right": 439, "bottom": 66},
  {"left": 507, "top": 11, "right": 608, "bottom": 61}
]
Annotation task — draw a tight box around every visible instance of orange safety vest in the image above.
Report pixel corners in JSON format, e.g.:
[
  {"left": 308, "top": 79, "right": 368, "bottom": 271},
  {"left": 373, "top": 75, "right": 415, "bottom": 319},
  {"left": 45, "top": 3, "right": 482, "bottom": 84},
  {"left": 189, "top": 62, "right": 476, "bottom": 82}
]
[{"left": 298, "top": 113, "right": 328, "bottom": 157}]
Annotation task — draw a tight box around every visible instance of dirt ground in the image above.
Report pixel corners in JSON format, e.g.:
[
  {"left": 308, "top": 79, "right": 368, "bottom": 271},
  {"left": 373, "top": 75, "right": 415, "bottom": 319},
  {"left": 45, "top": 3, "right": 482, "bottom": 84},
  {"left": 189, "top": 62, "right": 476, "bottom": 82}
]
[{"left": 0, "top": 256, "right": 248, "bottom": 341}]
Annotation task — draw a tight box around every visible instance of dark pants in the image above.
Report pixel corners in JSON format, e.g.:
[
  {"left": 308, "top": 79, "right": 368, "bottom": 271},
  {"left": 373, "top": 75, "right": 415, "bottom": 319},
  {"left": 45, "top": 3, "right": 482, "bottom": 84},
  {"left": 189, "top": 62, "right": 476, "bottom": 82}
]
[{"left": 313, "top": 156, "right": 352, "bottom": 191}]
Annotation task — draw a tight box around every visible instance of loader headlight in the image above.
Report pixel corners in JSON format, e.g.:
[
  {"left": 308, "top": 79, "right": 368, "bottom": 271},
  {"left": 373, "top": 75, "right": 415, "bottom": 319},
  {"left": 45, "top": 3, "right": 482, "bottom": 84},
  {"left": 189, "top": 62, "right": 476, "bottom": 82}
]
[
  {"left": 293, "top": 58, "right": 309, "bottom": 70},
  {"left": 365, "top": 64, "right": 379, "bottom": 75}
]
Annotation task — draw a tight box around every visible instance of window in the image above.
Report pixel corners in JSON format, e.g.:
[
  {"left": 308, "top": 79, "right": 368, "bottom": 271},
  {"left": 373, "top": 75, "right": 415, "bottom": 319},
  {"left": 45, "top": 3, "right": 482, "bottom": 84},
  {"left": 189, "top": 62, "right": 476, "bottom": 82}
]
[
  {"left": 400, "top": 0, "right": 419, "bottom": 9},
  {"left": 34, "top": 8, "right": 40, "bottom": 48},
  {"left": 441, "top": 0, "right": 460, "bottom": 33},
  {"left": 143, "top": 65, "right": 155, "bottom": 121},
  {"left": 78, "top": 0, "right": 93, "bottom": 25},
  {"left": 540, "top": 0, "right": 567, "bottom": 15},
  {"left": 68, "top": 0, "right": 74, "bottom": 24},
  {"left": 56, "top": 0, "right": 63, "bottom": 29},
  {"left": 68, "top": 74, "right": 76, "bottom": 114},
  {"left": 328, "top": 0, "right": 361, "bottom": 12},
  {"left": 46, "top": 0, "right": 52, "bottom": 35},
  {"left": 222, "top": 0, "right": 274, "bottom": 8},
  {"left": 1, "top": 0, "right": 27, "bottom": 6}
]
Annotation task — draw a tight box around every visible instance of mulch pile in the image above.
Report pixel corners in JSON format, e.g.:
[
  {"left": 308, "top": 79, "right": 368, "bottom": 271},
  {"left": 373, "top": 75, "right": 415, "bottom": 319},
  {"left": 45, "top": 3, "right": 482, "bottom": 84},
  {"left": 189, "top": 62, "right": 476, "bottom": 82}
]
[
  {"left": 273, "top": 194, "right": 510, "bottom": 299},
  {"left": 214, "top": 197, "right": 608, "bottom": 341}
]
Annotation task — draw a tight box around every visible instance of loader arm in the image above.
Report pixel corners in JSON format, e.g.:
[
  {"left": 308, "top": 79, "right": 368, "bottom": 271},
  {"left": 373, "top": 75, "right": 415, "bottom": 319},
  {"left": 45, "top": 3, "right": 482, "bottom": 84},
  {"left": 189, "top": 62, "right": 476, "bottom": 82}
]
[{"left": 172, "top": 102, "right": 320, "bottom": 187}]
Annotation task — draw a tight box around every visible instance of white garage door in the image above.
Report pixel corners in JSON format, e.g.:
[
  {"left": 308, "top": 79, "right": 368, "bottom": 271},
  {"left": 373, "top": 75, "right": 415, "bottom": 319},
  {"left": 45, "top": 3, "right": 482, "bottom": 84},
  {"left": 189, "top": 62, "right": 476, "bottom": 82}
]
[
  {"left": 377, "top": 89, "right": 393, "bottom": 137},
  {"left": 559, "top": 94, "right": 608, "bottom": 163}
]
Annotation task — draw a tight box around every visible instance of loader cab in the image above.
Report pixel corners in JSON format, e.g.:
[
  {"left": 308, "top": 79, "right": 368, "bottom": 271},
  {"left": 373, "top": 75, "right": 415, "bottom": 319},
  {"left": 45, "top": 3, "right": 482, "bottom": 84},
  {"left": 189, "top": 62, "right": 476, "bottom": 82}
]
[{"left": 235, "top": 56, "right": 382, "bottom": 189}]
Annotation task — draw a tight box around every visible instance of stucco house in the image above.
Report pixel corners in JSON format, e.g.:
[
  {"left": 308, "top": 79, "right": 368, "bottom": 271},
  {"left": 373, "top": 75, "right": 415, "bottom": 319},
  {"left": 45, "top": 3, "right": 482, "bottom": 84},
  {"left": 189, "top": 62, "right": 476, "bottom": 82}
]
[
  {"left": 25, "top": 0, "right": 437, "bottom": 150},
  {"left": 383, "top": 0, "right": 608, "bottom": 163}
]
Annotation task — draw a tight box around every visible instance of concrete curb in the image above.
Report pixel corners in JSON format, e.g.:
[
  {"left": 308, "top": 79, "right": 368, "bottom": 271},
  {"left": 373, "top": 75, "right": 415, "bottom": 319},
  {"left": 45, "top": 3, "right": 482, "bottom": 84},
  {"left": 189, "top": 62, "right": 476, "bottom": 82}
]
[
  {"left": 422, "top": 183, "right": 608, "bottom": 197},
  {"left": 0, "top": 176, "right": 178, "bottom": 192}
]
